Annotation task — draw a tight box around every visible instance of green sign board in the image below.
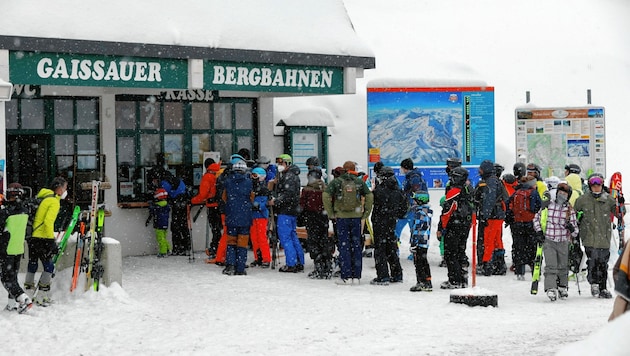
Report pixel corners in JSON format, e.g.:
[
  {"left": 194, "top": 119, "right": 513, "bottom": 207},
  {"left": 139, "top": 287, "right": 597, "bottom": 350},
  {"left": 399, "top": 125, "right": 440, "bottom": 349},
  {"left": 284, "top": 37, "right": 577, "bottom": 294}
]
[
  {"left": 9, "top": 52, "right": 188, "bottom": 89},
  {"left": 204, "top": 61, "right": 344, "bottom": 94}
]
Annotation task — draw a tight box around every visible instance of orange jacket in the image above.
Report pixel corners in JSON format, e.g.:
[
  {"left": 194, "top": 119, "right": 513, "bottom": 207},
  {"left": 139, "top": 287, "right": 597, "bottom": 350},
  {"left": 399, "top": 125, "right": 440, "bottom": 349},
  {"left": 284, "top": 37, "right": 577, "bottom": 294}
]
[{"left": 191, "top": 162, "right": 221, "bottom": 207}]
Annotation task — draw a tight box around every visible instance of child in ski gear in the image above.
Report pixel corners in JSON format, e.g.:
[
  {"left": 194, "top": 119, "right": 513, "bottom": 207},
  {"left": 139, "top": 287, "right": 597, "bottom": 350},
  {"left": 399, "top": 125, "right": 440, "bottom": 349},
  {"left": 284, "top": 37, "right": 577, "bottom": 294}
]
[
  {"left": 439, "top": 166, "right": 473, "bottom": 289},
  {"left": 323, "top": 161, "right": 373, "bottom": 284},
  {"left": 221, "top": 158, "right": 254, "bottom": 275},
  {"left": 436, "top": 158, "right": 463, "bottom": 268},
  {"left": 1, "top": 183, "right": 33, "bottom": 313},
  {"left": 395, "top": 158, "right": 428, "bottom": 241},
  {"left": 409, "top": 190, "right": 433, "bottom": 292},
  {"left": 249, "top": 167, "right": 272, "bottom": 268},
  {"left": 609, "top": 244, "right": 630, "bottom": 321},
  {"left": 507, "top": 175, "right": 542, "bottom": 280},
  {"left": 533, "top": 182, "right": 579, "bottom": 301},
  {"left": 191, "top": 158, "right": 222, "bottom": 260},
  {"left": 300, "top": 167, "right": 333, "bottom": 279},
  {"left": 475, "top": 160, "right": 507, "bottom": 277},
  {"left": 573, "top": 173, "right": 619, "bottom": 298},
  {"left": 271, "top": 154, "right": 305, "bottom": 273},
  {"left": 25, "top": 177, "right": 67, "bottom": 306},
  {"left": 148, "top": 188, "right": 171, "bottom": 257},
  {"left": 370, "top": 166, "right": 404, "bottom": 286}
]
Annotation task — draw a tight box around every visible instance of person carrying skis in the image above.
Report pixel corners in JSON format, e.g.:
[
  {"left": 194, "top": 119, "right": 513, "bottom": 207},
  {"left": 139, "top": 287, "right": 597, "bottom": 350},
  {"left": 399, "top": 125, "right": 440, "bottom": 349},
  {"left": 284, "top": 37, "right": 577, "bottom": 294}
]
[
  {"left": 323, "top": 161, "right": 373, "bottom": 285},
  {"left": 249, "top": 167, "right": 272, "bottom": 268},
  {"left": 24, "top": 177, "right": 67, "bottom": 306},
  {"left": 221, "top": 158, "right": 254, "bottom": 275},
  {"left": 1, "top": 183, "right": 33, "bottom": 313},
  {"left": 439, "top": 166, "right": 474, "bottom": 289},
  {"left": 370, "top": 166, "right": 405, "bottom": 286},
  {"left": 147, "top": 188, "right": 171, "bottom": 257},
  {"left": 533, "top": 182, "right": 579, "bottom": 301},
  {"left": 475, "top": 160, "right": 508, "bottom": 277},
  {"left": 609, "top": 243, "right": 630, "bottom": 320},
  {"left": 191, "top": 158, "right": 222, "bottom": 260},
  {"left": 506, "top": 175, "right": 542, "bottom": 281},
  {"left": 300, "top": 167, "right": 333, "bottom": 279},
  {"left": 573, "top": 173, "right": 619, "bottom": 298}
]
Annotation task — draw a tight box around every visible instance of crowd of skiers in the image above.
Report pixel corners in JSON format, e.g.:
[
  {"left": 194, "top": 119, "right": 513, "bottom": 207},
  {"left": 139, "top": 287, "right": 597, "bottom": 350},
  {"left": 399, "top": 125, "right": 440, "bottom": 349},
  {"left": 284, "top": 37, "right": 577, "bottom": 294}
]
[{"left": 142, "top": 151, "right": 629, "bottom": 305}]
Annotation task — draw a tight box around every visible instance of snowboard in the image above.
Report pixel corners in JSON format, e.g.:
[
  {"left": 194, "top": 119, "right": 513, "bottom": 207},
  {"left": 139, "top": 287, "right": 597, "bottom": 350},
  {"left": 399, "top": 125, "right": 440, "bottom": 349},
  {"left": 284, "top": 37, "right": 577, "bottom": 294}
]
[
  {"left": 530, "top": 243, "right": 544, "bottom": 295},
  {"left": 609, "top": 172, "right": 625, "bottom": 254}
]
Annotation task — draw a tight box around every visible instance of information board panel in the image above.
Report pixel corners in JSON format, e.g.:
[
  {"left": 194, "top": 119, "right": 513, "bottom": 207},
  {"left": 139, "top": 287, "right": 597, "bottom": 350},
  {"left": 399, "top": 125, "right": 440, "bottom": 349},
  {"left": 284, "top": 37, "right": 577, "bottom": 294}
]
[
  {"left": 367, "top": 86, "right": 494, "bottom": 188},
  {"left": 514, "top": 107, "right": 605, "bottom": 178}
]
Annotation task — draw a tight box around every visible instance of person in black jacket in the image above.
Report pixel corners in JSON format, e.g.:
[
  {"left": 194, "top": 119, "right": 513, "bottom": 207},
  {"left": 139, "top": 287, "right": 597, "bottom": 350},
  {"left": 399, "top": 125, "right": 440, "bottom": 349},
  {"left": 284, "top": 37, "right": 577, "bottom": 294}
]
[
  {"left": 270, "top": 154, "right": 304, "bottom": 273},
  {"left": 370, "top": 166, "right": 404, "bottom": 285}
]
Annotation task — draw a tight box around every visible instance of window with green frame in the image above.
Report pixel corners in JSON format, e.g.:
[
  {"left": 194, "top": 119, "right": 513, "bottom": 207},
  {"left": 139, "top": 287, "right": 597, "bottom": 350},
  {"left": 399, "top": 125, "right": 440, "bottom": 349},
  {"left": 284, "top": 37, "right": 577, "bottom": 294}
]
[
  {"left": 115, "top": 95, "right": 256, "bottom": 204},
  {"left": 5, "top": 96, "right": 100, "bottom": 206}
]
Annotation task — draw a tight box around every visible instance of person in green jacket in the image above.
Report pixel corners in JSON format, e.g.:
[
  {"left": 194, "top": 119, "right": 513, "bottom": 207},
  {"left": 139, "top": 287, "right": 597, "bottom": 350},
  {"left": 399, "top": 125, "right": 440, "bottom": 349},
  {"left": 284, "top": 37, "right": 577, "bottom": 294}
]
[
  {"left": 573, "top": 173, "right": 619, "bottom": 299},
  {"left": 24, "top": 177, "right": 68, "bottom": 306},
  {"left": 1, "top": 183, "right": 33, "bottom": 313},
  {"left": 323, "top": 161, "right": 373, "bottom": 285}
]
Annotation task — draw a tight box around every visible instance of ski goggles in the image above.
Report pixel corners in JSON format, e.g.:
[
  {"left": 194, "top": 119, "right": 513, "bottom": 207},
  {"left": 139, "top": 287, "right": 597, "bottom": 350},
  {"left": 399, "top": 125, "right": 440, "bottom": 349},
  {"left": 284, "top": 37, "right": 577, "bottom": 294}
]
[{"left": 588, "top": 176, "right": 603, "bottom": 186}]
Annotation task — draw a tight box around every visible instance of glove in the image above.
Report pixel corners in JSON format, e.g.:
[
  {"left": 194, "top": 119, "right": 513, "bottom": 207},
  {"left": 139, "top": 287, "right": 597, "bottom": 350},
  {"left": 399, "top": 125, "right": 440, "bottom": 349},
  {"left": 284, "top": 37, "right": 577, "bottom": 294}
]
[
  {"left": 564, "top": 222, "right": 575, "bottom": 233},
  {"left": 619, "top": 194, "right": 625, "bottom": 205},
  {"left": 436, "top": 230, "right": 443, "bottom": 242},
  {"left": 534, "top": 230, "right": 545, "bottom": 244}
]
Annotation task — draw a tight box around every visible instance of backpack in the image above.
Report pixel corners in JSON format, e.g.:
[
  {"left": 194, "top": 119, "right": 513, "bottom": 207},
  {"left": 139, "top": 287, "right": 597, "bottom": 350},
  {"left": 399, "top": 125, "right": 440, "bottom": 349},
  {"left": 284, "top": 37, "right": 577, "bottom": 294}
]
[
  {"left": 509, "top": 188, "right": 538, "bottom": 222},
  {"left": 335, "top": 176, "right": 362, "bottom": 212},
  {"left": 392, "top": 189, "right": 409, "bottom": 218},
  {"left": 25, "top": 193, "right": 56, "bottom": 235},
  {"left": 451, "top": 185, "right": 475, "bottom": 220}
]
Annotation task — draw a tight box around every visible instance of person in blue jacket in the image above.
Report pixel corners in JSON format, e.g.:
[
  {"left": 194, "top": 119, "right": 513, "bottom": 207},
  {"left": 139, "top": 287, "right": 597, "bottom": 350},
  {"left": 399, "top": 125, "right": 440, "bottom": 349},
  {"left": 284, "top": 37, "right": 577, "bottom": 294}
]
[
  {"left": 161, "top": 171, "right": 190, "bottom": 256},
  {"left": 147, "top": 188, "right": 171, "bottom": 257},
  {"left": 221, "top": 158, "right": 254, "bottom": 275}
]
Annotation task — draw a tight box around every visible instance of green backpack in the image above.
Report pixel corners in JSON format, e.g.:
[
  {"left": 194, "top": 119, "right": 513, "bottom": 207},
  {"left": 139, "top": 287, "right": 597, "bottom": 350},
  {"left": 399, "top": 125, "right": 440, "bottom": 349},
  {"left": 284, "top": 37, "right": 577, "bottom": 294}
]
[{"left": 335, "top": 176, "right": 362, "bottom": 212}]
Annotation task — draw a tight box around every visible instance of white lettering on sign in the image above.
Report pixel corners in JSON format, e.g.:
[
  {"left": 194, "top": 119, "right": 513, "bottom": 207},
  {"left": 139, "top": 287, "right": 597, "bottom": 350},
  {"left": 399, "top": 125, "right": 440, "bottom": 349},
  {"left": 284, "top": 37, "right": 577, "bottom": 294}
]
[
  {"left": 162, "top": 90, "right": 215, "bottom": 101},
  {"left": 212, "top": 66, "right": 333, "bottom": 89},
  {"left": 36, "top": 57, "right": 163, "bottom": 82}
]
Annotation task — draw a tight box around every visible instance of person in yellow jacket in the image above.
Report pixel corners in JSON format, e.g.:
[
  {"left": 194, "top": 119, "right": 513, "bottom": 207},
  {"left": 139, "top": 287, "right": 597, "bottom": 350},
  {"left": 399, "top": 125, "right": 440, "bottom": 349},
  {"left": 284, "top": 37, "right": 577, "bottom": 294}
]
[{"left": 24, "top": 177, "right": 67, "bottom": 306}]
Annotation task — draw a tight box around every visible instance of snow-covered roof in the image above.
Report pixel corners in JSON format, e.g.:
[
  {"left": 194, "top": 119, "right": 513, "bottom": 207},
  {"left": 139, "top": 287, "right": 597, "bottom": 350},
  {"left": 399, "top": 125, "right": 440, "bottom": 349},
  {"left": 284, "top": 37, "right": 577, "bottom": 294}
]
[
  {"left": 282, "top": 107, "right": 336, "bottom": 127},
  {"left": 367, "top": 78, "right": 488, "bottom": 88},
  {"left": 0, "top": 0, "right": 375, "bottom": 68}
]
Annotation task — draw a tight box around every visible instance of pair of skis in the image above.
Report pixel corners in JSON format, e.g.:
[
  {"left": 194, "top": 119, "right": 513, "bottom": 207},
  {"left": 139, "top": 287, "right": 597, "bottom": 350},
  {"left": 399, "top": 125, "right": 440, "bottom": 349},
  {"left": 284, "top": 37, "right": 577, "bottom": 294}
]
[
  {"left": 267, "top": 205, "right": 279, "bottom": 269},
  {"left": 609, "top": 172, "right": 625, "bottom": 255},
  {"left": 71, "top": 180, "right": 107, "bottom": 292}
]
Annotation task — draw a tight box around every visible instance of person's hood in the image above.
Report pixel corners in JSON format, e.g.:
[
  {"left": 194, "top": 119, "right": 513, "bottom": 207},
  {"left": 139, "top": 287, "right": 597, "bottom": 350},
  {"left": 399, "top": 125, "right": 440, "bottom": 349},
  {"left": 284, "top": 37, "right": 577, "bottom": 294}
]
[
  {"left": 37, "top": 188, "right": 56, "bottom": 198},
  {"left": 565, "top": 174, "right": 583, "bottom": 193},
  {"left": 306, "top": 179, "right": 325, "bottom": 191},
  {"left": 207, "top": 162, "right": 221, "bottom": 172},
  {"left": 287, "top": 164, "right": 301, "bottom": 175},
  {"left": 479, "top": 160, "right": 495, "bottom": 178}
]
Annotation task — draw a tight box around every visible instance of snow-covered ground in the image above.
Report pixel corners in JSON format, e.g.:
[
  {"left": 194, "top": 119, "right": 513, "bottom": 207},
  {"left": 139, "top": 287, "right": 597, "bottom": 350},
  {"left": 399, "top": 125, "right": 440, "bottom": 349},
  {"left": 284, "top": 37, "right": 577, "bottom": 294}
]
[{"left": 2, "top": 217, "right": 622, "bottom": 356}]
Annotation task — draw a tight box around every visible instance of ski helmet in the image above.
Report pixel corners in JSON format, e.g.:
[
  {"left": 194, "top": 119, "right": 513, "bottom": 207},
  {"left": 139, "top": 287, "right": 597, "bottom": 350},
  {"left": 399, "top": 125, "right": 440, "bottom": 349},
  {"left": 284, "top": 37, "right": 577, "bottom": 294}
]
[
  {"left": 450, "top": 166, "right": 469, "bottom": 186},
  {"left": 154, "top": 188, "right": 168, "bottom": 200},
  {"left": 6, "top": 183, "right": 24, "bottom": 200},
  {"left": 494, "top": 163, "right": 505, "bottom": 178},
  {"left": 526, "top": 163, "right": 541, "bottom": 178},
  {"left": 251, "top": 167, "right": 267, "bottom": 180},
  {"left": 557, "top": 182, "right": 573, "bottom": 198},
  {"left": 276, "top": 154, "right": 292, "bottom": 164},
  {"left": 513, "top": 162, "right": 527, "bottom": 179},
  {"left": 305, "top": 156, "right": 320, "bottom": 167},
  {"left": 502, "top": 173, "right": 517, "bottom": 185},
  {"left": 378, "top": 166, "right": 395, "bottom": 177},
  {"left": 413, "top": 191, "right": 430, "bottom": 204},
  {"left": 587, "top": 173, "right": 604, "bottom": 187},
  {"left": 545, "top": 176, "right": 561, "bottom": 190},
  {"left": 564, "top": 163, "right": 581, "bottom": 175},
  {"left": 445, "top": 157, "right": 462, "bottom": 175}
]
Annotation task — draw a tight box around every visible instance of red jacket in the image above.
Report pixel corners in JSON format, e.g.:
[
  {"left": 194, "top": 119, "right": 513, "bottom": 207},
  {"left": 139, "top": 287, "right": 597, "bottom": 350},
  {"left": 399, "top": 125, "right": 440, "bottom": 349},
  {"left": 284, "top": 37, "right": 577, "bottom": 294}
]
[{"left": 191, "top": 162, "right": 221, "bottom": 207}]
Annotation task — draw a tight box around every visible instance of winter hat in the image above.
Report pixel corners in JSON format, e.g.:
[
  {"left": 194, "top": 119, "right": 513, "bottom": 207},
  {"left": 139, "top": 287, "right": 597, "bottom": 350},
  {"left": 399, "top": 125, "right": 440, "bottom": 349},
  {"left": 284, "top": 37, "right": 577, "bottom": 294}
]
[
  {"left": 154, "top": 188, "right": 168, "bottom": 200},
  {"left": 342, "top": 161, "right": 356, "bottom": 172},
  {"left": 204, "top": 158, "right": 215, "bottom": 169},
  {"left": 544, "top": 176, "right": 561, "bottom": 190},
  {"left": 479, "top": 160, "right": 495, "bottom": 176},
  {"left": 373, "top": 161, "right": 385, "bottom": 175},
  {"left": 233, "top": 160, "right": 247, "bottom": 173},
  {"left": 413, "top": 191, "right": 430, "bottom": 204},
  {"left": 230, "top": 154, "right": 245, "bottom": 165},
  {"left": 378, "top": 166, "right": 395, "bottom": 177},
  {"left": 400, "top": 158, "right": 414, "bottom": 170},
  {"left": 251, "top": 167, "right": 267, "bottom": 179}
]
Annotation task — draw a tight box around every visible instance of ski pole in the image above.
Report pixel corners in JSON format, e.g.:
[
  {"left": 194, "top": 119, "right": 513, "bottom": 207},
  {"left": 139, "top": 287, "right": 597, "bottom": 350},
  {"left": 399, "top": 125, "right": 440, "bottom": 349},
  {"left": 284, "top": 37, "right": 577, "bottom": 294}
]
[{"left": 192, "top": 205, "right": 204, "bottom": 223}]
